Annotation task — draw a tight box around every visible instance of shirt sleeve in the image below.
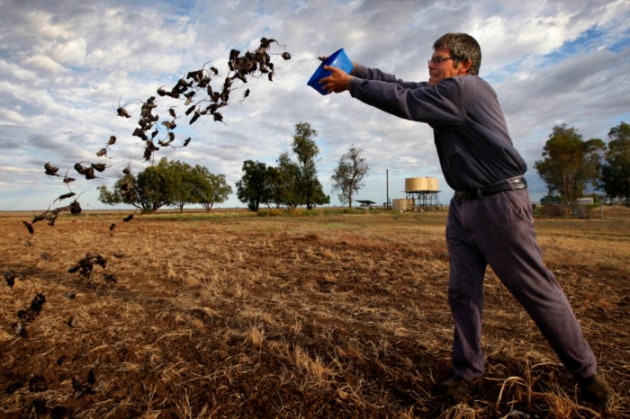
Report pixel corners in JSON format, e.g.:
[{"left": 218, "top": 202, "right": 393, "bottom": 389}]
[{"left": 349, "top": 72, "right": 466, "bottom": 126}]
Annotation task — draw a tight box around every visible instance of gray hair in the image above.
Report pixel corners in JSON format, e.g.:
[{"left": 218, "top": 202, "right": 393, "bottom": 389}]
[{"left": 433, "top": 33, "right": 482, "bottom": 76}]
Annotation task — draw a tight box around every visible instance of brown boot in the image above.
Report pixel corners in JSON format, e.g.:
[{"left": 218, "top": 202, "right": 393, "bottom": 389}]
[{"left": 577, "top": 370, "right": 611, "bottom": 410}]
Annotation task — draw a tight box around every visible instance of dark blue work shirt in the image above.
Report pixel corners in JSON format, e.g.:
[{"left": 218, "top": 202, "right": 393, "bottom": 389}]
[{"left": 348, "top": 64, "right": 527, "bottom": 191}]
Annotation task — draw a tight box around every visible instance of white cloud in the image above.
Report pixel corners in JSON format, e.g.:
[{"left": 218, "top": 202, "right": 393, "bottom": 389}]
[
  {"left": 0, "top": 108, "right": 27, "bottom": 125},
  {"left": 51, "top": 38, "right": 87, "bottom": 65},
  {"left": 30, "top": 10, "right": 73, "bottom": 40},
  {"left": 22, "top": 54, "right": 65, "bottom": 73}
]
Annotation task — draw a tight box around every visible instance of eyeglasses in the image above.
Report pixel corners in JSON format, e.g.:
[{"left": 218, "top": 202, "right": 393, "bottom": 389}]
[{"left": 428, "top": 56, "right": 455, "bottom": 66}]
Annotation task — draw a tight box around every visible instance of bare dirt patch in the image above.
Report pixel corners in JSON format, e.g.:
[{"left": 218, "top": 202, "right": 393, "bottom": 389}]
[{"left": 1, "top": 209, "right": 628, "bottom": 418}]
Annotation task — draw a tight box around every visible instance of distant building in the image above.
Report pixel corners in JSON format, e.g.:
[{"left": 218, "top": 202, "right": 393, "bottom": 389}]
[{"left": 576, "top": 197, "right": 594, "bottom": 206}]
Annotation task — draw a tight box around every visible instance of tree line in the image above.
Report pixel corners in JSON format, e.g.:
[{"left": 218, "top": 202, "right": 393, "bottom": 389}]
[
  {"left": 98, "top": 159, "right": 232, "bottom": 212},
  {"left": 535, "top": 121, "right": 630, "bottom": 206},
  {"left": 98, "top": 120, "right": 628, "bottom": 213},
  {"left": 98, "top": 122, "right": 369, "bottom": 212}
]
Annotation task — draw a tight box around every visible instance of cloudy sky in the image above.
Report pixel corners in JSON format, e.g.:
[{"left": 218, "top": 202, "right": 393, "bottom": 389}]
[{"left": 1, "top": 0, "right": 629, "bottom": 211}]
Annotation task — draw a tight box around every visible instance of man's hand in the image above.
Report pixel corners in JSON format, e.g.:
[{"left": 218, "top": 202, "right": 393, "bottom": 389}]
[{"left": 320, "top": 65, "right": 352, "bottom": 94}]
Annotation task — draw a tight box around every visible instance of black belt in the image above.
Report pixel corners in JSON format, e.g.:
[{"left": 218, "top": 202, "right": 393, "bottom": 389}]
[{"left": 455, "top": 176, "right": 527, "bottom": 200}]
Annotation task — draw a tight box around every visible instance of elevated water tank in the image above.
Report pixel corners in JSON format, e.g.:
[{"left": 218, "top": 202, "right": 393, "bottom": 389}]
[{"left": 405, "top": 177, "right": 438, "bottom": 192}]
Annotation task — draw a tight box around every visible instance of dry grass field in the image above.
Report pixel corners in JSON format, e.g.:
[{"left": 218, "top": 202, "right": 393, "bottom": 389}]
[{"left": 1, "top": 206, "right": 628, "bottom": 418}]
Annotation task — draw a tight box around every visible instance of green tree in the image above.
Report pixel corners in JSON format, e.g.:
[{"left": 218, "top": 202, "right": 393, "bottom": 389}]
[
  {"left": 236, "top": 122, "right": 330, "bottom": 211},
  {"left": 98, "top": 158, "right": 230, "bottom": 213},
  {"left": 191, "top": 165, "right": 233, "bottom": 211},
  {"left": 269, "top": 152, "right": 300, "bottom": 208},
  {"left": 331, "top": 146, "right": 369, "bottom": 208},
  {"left": 98, "top": 169, "right": 139, "bottom": 208},
  {"left": 534, "top": 124, "right": 605, "bottom": 206},
  {"left": 600, "top": 121, "right": 630, "bottom": 200},
  {"left": 98, "top": 158, "right": 175, "bottom": 212},
  {"left": 236, "top": 160, "right": 273, "bottom": 211},
  {"left": 291, "top": 122, "right": 329, "bottom": 209},
  {"left": 169, "top": 160, "right": 196, "bottom": 213},
  {"left": 135, "top": 158, "right": 181, "bottom": 212}
]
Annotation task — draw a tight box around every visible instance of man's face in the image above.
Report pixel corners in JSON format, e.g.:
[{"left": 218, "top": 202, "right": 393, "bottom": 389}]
[{"left": 428, "top": 48, "right": 469, "bottom": 85}]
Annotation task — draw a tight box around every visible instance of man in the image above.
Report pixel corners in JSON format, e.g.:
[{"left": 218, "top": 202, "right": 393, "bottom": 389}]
[{"left": 320, "top": 33, "right": 611, "bottom": 409}]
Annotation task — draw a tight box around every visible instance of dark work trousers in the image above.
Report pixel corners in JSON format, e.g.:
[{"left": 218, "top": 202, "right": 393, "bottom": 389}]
[{"left": 445, "top": 188, "right": 597, "bottom": 380}]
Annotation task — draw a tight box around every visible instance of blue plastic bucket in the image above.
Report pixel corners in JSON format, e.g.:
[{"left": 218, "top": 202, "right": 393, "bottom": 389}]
[{"left": 307, "top": 48, "right": 354, "bottom": 95}]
